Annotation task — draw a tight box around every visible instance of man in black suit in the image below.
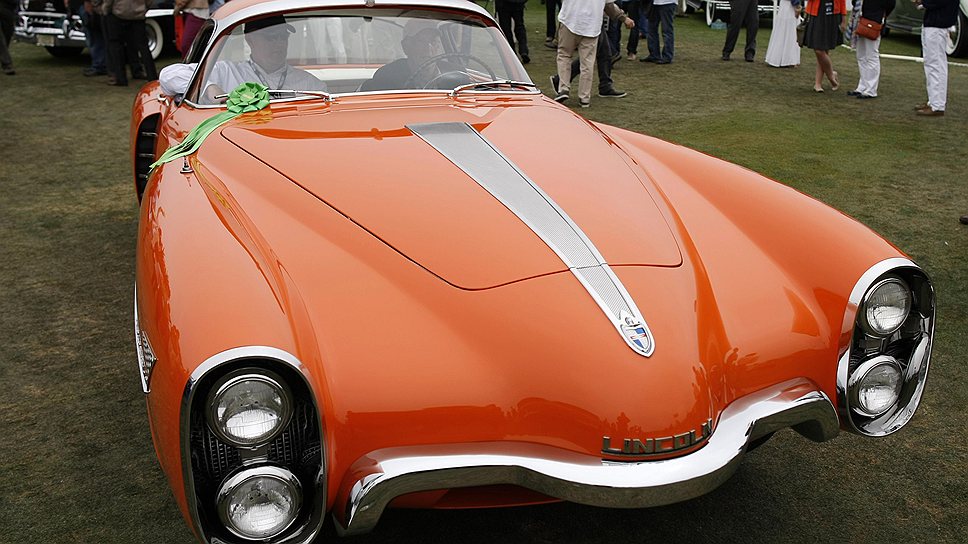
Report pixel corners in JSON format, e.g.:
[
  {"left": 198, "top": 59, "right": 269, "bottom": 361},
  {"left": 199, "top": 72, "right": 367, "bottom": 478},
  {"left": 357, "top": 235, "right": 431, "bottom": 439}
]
[
  {"left": 722, "top": 0, "right": 759, "bottom": 61},
  {"left": 497, "top": 0, "right": 530, "bottom": 63},
  {"left": 0, "top": 0, "right": 16, "bottom": 74}
]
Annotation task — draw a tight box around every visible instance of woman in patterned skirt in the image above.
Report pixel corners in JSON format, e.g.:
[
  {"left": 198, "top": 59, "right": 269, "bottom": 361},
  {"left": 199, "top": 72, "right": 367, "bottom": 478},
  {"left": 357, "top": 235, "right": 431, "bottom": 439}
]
[{"left": 801, "top": 0, "right": 847, "bottom": 91}]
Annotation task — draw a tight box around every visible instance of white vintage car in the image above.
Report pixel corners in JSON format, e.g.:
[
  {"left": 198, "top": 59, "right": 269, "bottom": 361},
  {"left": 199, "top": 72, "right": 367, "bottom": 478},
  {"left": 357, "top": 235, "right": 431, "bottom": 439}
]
[{"left": 14, "top": 0, "right": 176, "bottom": 59}]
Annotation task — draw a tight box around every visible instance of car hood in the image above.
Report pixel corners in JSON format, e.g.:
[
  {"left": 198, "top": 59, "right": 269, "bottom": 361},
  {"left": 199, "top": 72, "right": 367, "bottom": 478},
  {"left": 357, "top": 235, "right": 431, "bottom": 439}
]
[{"left": 220, "top": 99, "right": 682, "bottom": 289}]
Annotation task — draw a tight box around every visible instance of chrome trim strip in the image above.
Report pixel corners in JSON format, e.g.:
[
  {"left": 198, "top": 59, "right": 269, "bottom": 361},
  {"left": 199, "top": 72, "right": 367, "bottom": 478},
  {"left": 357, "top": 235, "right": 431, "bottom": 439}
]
[
  {"left": 184, "top": 89, "right": 543, "bottom": 110},
  {"left": 179, "top": 346, "right": 326, "bottom": 544},
  {"left": 133, "top": 286, "right": 156, "bottom": 394},
  {"left": 333, "top": 378, "right": 838, "bottom": 535},
  {"left": 408, "top": 121, "right": 655, "bottom": 357},
  {"left": 218, "top": 0, "right": 492, "bottom": 30},
  {"left": 835, "top": 257, "right": 935, "bottom": 436},
  {"left": 409, "top": 122, "right": 603, "bottom": 269}
]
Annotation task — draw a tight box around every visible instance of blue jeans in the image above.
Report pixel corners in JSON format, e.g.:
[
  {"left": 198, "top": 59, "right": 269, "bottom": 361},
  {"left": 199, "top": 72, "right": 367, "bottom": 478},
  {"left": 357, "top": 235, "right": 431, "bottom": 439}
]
[
  {"left": 647, "top": 4, "right": 675, "bottom": 62},
  {"left": 79, "top": 7, "right": 106, "bottom": 71}
]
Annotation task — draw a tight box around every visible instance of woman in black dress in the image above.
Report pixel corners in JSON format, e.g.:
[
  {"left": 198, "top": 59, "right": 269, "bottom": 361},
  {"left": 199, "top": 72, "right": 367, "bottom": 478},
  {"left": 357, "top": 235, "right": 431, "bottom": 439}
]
[{"left": 802, "top": 0, "right": 847, "bottom": 92}]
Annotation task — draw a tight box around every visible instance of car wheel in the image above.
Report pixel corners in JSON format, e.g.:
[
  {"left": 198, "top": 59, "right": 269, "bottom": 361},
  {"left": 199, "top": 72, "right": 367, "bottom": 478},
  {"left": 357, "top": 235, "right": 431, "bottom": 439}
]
[
  {"left": 947, "top": 10, "right": 967, "bottom": 57},
  {"left": 44, "top": 46, "right": 82, "bottom": 58},
  {"left": 146, "top": 18, "right": 165, "bottom": 60},
  {"left": 705, "top": 1, "right": 730, "bottom": 26}
]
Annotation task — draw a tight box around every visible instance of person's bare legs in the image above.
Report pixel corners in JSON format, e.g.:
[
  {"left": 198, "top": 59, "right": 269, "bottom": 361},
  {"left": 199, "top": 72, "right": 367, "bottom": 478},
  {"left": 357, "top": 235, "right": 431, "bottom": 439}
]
[
  {"left": 814, "top": 53, "right": 824, "bottom": 91},
  {"left": 814, "top": 49, "right": 838, "bottom": 91}
]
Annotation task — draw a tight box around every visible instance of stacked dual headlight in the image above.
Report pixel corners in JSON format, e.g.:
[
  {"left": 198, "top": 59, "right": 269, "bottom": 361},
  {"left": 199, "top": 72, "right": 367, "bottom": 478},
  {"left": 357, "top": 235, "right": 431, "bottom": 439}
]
[
  {"left": 849, "top": 278, "right": 910, "bottom": 418},
  {"left": 842, "top": 265, "right": 934, "bottom": 437},
  {"left": 207, "top": 370, "right": 301, "bottom": 540}
]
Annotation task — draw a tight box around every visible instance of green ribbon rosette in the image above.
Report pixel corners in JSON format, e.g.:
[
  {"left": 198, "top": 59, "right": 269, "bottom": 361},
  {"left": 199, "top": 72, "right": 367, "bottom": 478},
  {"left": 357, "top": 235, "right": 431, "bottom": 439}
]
[{"left": 149, "top": 82, "right": 271, "bottom": 171}]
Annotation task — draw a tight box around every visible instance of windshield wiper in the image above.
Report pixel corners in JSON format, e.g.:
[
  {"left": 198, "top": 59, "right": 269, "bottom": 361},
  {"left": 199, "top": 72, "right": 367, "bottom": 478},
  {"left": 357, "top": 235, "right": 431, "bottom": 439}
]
[
  {"left": 450, "top": 80, "right": 538, "bottom": 96},
  {"left": 213, "top": 89, "right": 334, "bottom": 102},
  {"left": 265, "top": 89, "right": 335, "bottom": 102}
]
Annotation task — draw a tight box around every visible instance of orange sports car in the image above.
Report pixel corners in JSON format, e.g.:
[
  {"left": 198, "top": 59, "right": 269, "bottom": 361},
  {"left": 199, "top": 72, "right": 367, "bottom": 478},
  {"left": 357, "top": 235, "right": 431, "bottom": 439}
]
[{"left": 130, "top": 1, "right": 936, "bottom": 542}]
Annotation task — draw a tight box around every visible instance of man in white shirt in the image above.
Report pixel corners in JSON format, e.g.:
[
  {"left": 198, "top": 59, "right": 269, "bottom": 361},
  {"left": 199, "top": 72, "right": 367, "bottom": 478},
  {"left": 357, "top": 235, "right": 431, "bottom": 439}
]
[
  {"left": 555, "top": 0, "right": 633, "bottom": 107},
  {"left": 204, "top": 15, "right": 327, "bottom": 101}
]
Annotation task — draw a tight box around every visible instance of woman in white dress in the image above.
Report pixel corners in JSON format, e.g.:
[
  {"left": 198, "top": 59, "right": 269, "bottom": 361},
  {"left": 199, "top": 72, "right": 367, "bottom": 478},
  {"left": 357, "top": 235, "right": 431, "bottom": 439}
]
[{"left": 765, "top": 0, "right": 803, "bottom": 67}]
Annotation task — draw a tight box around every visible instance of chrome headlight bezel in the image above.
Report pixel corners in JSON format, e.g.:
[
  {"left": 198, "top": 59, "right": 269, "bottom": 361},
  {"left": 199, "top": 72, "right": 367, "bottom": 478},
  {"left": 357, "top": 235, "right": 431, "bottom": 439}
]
[
  {"left": 860, "top": 277, "right": 912, "bottom": 337},
  {"left": 847, "top": 356, "right": 903, "bottom": 418},
  {"left": 836, "top": 258, "right": 935, "bottom": 437},
  {"left": 216, "top": 465, "right": 303, "bottom": 541},
  {"left": 181, "top": 349, "right": 326, "bottom": 544},
  {"left": 206, "top": 368, "right": 293, "bottom": 449}
]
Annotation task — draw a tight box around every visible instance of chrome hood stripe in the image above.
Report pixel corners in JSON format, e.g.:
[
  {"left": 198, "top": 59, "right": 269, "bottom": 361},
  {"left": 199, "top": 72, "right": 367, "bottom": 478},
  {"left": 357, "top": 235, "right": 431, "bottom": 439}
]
[{"left": 407, "top": 122, "right": 655, "bottom": 357}]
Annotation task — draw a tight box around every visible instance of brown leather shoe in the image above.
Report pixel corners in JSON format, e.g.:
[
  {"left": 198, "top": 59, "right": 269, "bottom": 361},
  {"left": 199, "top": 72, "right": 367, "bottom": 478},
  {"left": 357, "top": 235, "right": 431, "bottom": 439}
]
[{"left": 916, "top": 108, "right": 944, "bottom": 117}]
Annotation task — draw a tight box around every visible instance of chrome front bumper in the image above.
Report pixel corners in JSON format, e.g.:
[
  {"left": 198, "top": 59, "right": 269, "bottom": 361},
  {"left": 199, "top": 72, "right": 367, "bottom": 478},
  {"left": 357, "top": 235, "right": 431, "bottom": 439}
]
[
  {"left": 14, "top": 13, "right": 87, "bottom": 48},
  {"left": 333, "top": 378, "right": 840, "bottom": 535}
]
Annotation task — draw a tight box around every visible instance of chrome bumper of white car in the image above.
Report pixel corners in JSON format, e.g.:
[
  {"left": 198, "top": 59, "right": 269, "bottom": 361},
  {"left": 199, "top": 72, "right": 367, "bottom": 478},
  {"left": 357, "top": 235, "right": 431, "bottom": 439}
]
[
  {"left": 14, "top": 12, "right": 87, "bottom": 48},
  {"left": 333, "top": 378, "right": 840, "bottom": 535}
]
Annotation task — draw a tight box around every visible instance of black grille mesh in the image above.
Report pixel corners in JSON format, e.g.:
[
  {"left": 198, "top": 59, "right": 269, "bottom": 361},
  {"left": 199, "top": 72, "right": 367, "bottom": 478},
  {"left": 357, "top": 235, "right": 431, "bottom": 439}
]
[{"left": 191, "top": 400, "right": 320, "bottom": 484}]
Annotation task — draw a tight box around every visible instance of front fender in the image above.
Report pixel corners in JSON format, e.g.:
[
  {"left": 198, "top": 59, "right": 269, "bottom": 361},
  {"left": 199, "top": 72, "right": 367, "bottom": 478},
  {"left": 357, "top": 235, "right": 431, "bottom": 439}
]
[
  {"left": 134, "top": 155, "right": 326, "bottom": 537},
  {"left": 598, "top": 123, "right": 906, "bottom": 409}
]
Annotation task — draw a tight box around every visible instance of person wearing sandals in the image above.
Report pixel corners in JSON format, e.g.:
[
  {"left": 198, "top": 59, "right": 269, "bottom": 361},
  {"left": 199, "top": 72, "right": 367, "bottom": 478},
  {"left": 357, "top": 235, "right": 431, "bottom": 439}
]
[
  {"left": 846, "top": 0, "right": 895, "bottom": 99},
  {"left": 801, "top": 0, "right": 846, "bottom": 92}
]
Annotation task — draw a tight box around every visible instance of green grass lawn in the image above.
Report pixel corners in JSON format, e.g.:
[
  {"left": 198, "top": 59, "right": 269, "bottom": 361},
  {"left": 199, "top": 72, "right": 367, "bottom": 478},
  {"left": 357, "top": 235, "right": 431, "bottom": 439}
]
[{"left": 1, "top": 8, "right": 966, "bottom": 543}]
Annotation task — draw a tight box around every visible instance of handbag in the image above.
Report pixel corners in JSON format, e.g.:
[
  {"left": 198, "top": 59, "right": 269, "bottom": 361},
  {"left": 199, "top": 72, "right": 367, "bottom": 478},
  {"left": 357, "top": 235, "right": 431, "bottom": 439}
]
[
  {"left": 855, "top": 17, "right": 883, "bottom": 40},
  {"left": 797, "top": 15, "right": 808, "bottom": 47}
]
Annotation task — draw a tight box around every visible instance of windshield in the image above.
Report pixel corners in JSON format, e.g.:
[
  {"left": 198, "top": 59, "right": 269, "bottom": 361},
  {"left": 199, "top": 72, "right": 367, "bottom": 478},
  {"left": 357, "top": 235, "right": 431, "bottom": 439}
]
[{"left": 189, "top": 9, "right": 532, "bottom": 105}]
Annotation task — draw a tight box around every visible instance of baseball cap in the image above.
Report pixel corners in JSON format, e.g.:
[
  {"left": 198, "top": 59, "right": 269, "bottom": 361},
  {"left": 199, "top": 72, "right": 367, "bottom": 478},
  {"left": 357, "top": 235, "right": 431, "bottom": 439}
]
[
  {"left": 244, "top": 15, "right": 295, "bottom": 35},
  {"left": 402, "top": 18, "right": 440, "bottom": 40}
]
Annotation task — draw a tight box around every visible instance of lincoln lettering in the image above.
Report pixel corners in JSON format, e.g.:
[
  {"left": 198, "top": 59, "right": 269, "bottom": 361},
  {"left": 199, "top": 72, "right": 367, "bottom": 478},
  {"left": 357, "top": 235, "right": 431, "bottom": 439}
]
[{"left": 602, "top": 419, "right": 714, "bottom": 457}]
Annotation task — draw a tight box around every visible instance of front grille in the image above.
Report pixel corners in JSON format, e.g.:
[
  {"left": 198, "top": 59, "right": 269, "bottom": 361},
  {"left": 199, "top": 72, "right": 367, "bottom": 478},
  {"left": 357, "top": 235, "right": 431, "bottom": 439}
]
[
  {"left": 18, "top": 11, "right": 73, "bottom": 22},
  {"left": 268, "top": 402, "right": 318, "bottom": 467},
  {"left": 188, "top": 363, "right": 323, "bottom": 543},
  {"left": 199, "top": 426, "right": 241, "bottom": 482},
  {"left": 192, "top": 400, "right": 320, "bottom": 484}
]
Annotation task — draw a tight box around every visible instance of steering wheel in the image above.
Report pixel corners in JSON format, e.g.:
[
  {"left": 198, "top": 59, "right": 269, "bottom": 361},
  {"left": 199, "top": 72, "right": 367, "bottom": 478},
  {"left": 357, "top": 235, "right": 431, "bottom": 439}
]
[{"left": 401, "top": 53, "right": 497, "bottom": 89}]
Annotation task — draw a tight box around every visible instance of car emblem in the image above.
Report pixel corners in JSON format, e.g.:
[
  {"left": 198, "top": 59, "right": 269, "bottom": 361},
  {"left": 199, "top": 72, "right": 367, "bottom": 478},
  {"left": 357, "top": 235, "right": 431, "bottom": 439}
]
[
  {"left": 602, "top": 418, "right": 714, "bottom": 457},
  {"left": 620, "top": 311, "right": 653, "bottom": 356}
]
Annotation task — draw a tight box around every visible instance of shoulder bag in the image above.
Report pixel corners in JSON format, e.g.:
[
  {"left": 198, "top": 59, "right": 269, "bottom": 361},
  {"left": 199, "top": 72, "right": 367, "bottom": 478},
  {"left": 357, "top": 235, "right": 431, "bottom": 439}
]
[{"left": 855, "top": 17, "right": 883, "bottom": 40}]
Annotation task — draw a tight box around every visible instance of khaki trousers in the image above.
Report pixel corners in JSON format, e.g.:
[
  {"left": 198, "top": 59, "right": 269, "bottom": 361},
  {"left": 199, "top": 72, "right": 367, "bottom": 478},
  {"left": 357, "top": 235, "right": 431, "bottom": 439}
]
[{"left": 556, "top": 24, "right": 598, "bottom": 103}]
